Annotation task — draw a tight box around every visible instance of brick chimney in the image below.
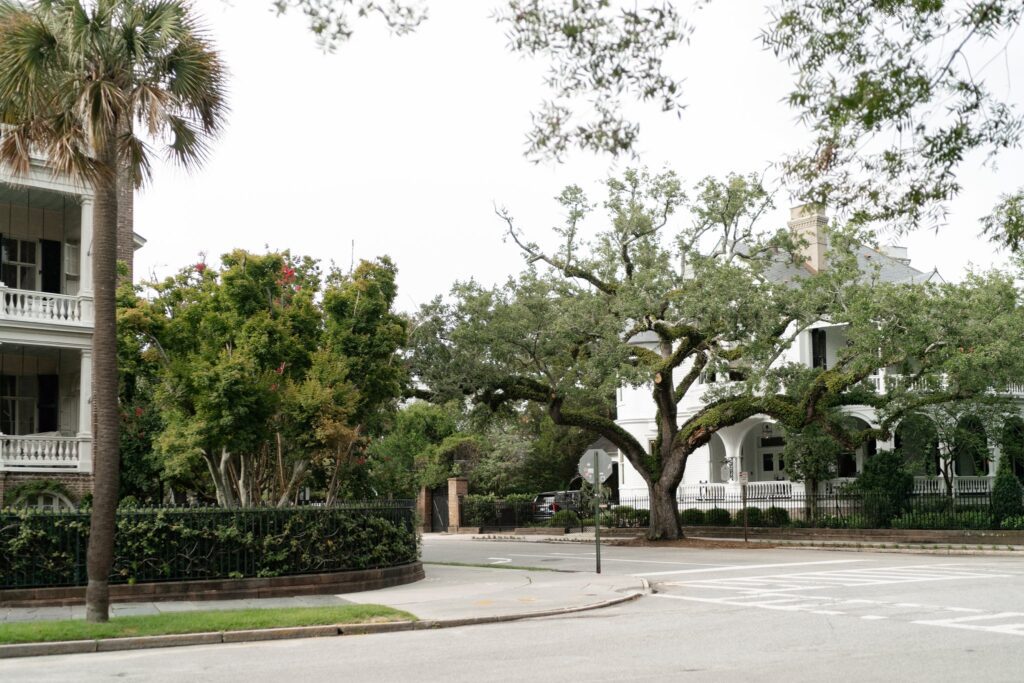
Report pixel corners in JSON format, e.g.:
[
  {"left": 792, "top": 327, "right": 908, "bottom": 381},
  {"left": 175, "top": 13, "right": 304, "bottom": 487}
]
[{"left": 787, "top": 204, "right": 828, "bottom": 272}]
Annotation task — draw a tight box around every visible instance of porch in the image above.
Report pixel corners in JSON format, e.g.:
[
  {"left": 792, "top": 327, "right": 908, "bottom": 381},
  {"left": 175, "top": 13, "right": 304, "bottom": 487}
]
[
  {"left": 0, "top": 184, "right": 93, "bottom": 328},
  {"left": 0, "top": 344, "right": 92, "bottom": 474}
]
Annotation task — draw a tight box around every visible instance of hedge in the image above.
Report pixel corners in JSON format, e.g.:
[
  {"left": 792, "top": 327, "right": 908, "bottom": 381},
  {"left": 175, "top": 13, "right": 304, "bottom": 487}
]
[{"left": 0, "top": 505, "right": 418, "bottom": 590}]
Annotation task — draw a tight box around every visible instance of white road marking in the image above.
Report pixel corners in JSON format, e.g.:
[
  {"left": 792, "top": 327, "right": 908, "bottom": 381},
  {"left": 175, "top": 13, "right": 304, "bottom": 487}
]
[
  {"left": 506, "top": 552, "right": 723, "bottom": 567},
  {"left": 487, "top": 557, "right": 511, "bottom": 565},
  {"left": 633, "top": 559, "right": 865, "bottom": 577}
]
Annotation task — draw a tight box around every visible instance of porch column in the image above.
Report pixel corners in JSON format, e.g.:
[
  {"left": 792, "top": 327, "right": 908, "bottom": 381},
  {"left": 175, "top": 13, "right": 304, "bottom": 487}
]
[
  {"left": 77, "top": 349, "right": 92, "bottom": 473},
  {"left": 717, "top": 427, "right": 744, "bottom": 484},
  {"left": 79, "top": 199, "right": 93, "bottom": 297}
]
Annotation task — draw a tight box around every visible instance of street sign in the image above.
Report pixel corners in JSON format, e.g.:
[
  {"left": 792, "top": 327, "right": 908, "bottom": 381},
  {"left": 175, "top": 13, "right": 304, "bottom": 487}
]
[
  {"left": 578, "top": 449, "right": 614, "bottom": 485},
  {"left": 738, "top": 471, "right": 749, "bottom": 485}
]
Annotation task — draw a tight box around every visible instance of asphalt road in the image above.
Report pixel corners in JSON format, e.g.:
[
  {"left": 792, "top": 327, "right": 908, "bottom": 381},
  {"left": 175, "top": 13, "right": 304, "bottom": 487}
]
[{"left": 5, "top": 538, "right": 1024, "bottom": 682}]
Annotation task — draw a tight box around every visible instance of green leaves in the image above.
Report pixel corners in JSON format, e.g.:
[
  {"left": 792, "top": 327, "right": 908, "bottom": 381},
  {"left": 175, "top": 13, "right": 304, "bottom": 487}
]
[{"left": 764, "top": 0, "right": 1024, "bottom": 235}]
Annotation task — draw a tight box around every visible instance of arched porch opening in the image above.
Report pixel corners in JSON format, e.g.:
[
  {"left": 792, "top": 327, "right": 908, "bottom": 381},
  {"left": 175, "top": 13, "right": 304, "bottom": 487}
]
[
  {"left": 1001, "top": 417, "right": 1024, "bottom": 483},
  {"left": 707, "top": 433, "right": 729, "bottom": 484},
  {"left": 953, "top": 415, "right": 989, "bottom": 476},
  {"left": 739, "top": 420, "right": 787, "bottom": 482},
  {"left": 837, "top": 416, "right": 876, "bottom": 478},
  {"left": 895, "top": 413, "right": 941, "bottom": 476}
]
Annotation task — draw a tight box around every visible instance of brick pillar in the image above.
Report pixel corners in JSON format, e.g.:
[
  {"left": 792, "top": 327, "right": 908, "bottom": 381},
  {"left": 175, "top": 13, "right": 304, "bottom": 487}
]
[
  {"left": 448, "top": 477, "right": 468, "bottom": 532},
  {"left": 416, "top": 486, "right": 432, "bottom": 533}
]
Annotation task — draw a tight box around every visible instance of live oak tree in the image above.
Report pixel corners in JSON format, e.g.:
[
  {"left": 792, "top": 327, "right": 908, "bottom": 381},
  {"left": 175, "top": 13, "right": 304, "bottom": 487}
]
[
  {"left": 282, "top": 1, "right": 1024, "bottom": 251},
  {"left": 413, "top": 168, "right": 942, "bottom": 539},
  {"left": 0, "top": 0, "right": 226, "bottom": 622}
]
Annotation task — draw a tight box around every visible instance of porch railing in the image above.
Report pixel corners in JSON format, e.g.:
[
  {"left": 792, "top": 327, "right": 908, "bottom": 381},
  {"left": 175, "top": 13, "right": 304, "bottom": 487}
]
[
  {"left": 0, "top": 287, "right": 92, "bottom": 325},
  {"left": 0, "top": 435, "right": 84, "bottom": 470}
]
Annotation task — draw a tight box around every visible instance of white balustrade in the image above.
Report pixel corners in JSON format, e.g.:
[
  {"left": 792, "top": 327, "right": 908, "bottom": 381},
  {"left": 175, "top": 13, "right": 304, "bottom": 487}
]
[
  {"left": 746, "top": 480, "right": 794, "bottom": 499},
  {"left": 913, "top": 476, "right": 945, "bottom": 495},
  {"left": 680, "top": 483, "right": 727, "bottom": 502},
  {"left": 1, "top": 288, "right": 91, "bottom": 324},
  {"left": 954, "top": 476, "right": 992, "bottom": 495},
  {"left": 0, "top": 435, "right": 83, "bottom": 470}
]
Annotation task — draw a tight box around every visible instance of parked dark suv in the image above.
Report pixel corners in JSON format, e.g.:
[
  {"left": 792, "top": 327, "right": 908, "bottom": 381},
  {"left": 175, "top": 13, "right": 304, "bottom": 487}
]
[{"left": 532, "top": 491, "right": 581, "bottom": 522}]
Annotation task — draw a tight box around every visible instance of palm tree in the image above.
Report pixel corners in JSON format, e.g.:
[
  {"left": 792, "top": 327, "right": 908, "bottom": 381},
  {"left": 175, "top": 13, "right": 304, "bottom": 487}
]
[{"left": 0, "top": 0, "right": 226, "bottom": 622}]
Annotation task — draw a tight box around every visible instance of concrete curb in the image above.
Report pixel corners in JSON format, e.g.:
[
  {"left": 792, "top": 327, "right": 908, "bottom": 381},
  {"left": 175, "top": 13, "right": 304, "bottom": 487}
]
[{"left": 0, "top": 583, "right": 650, "bottom": 659}]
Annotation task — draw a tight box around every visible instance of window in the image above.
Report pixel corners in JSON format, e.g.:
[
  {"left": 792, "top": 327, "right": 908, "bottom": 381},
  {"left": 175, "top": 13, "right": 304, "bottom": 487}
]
[
  {"left": 0, "top": 375, "right": 36, "bottom": 435},
  {"left": 762, "top": 453, "right": 775, "bottom": 472},
  {"left": 811, "top": 328, "right": 828, "bottom": 369},
  {"left": 2, "top": 238, "right": 37, "bottom": 290}
]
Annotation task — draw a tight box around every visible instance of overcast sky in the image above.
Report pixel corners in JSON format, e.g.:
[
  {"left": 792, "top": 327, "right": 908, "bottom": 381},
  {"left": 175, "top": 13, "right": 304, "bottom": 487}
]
[{"left": 133, "top": 1, "right": 1024, "bottom": 311}]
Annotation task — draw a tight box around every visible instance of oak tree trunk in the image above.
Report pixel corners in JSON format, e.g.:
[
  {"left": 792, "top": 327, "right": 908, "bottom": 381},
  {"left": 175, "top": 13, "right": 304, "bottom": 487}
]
[
  {"left": 647, "top": 480, "right": 683, "bottom": 540},
  {"left": 85, "top": 141, "right": 121, "bottom": 623}
]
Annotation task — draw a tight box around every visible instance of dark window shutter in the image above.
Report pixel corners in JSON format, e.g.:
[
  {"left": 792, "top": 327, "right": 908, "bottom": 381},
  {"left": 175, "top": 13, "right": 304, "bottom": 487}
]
[
  {"left": 38, "top": 374, "right": 59, "bottom": 432},
  {"left": 40, "top": 239, "right": 61, "bottom": 294}
]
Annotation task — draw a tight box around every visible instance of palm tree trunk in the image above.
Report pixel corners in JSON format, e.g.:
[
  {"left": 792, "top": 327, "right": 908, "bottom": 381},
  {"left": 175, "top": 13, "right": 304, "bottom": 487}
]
[{"left": 85, "top": 142, "right": 122, "bottom": 623}]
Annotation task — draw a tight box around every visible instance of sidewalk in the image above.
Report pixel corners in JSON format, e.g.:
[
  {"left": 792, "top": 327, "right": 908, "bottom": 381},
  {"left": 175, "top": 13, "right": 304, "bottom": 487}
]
[{"left": 0, "top": 564, "right": 647, "bottom": 625}]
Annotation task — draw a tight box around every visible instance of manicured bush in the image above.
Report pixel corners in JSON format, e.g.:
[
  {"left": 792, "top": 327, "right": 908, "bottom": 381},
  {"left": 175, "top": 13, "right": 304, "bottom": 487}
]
[
  {"left": 891, "top": 510, "right": 996, "bottom": 530},
  {"left": 549, "top": 509, "right": 581, "bottom": 529},
  {"left": 735, "top": 507, "right": 763, "bottom": 527},
  {"left": 612, "top": 506, "right": 650, "bottom": 528},
  {"left": 762, "top": 507, "right": 791, "bottom": 527},
  {"left": 581, "top": 513, "right": 614, "bottom": 527},
  {"left": 992, "top": 456, "right": 1024, "bottom": 523},
  {"left": 1000, "top": 515, "right": 1024, "bottom": 530},
  {"left": 461, "top": 494, "right": 501, "bottom": 526},
  {"left": 679, "top": 509, "right": 705, "bottom": 526},
  {"left": 0, "top": 505, "right": 418, "bottom": 589},
  {"left": 850, "top": 450, "right": 914, "bottom": 527},
  {"left": 705, "top": 508, "right": 731, "bottom": 526}
]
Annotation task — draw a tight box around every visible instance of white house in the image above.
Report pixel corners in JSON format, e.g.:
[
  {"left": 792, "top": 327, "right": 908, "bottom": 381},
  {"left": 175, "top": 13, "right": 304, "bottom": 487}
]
[
  {"left": 0, "top": 147, "right": 140, "bottom": 509},
  {"left": 612, "top": 206, "right": 1007, "bottom": 505}
]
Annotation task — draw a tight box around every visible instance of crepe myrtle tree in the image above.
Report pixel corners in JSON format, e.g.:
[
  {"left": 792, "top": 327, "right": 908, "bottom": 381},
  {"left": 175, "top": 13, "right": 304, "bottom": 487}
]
[{"left": 412, "top": 168, "right": 961, "bottom": 539}]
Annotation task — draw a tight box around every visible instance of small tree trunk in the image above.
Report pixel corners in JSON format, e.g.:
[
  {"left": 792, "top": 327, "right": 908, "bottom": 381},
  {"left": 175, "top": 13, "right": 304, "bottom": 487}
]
[
  {"left": 219, "top": 448, "right": 238, "bottom": 508},
  {"left": 85, "top": 141, "right": 121, "bottom": 623},
  {"left": 806, "top": 479, "right": 818, "bottom": 522},
  {"left": 647, "top": 480, "right": 683, "bottom": 540}
]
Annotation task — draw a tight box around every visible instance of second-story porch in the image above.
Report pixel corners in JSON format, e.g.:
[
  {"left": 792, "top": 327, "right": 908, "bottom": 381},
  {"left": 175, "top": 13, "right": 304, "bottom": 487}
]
[{"left": 0, "top": 183, "right": 94, "bottom": 328}]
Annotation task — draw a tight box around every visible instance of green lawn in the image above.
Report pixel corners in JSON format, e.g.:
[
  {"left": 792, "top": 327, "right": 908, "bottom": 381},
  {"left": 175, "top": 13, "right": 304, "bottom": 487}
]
[{"left": 0, "top": 604, "right": 415, "bottom": 645}]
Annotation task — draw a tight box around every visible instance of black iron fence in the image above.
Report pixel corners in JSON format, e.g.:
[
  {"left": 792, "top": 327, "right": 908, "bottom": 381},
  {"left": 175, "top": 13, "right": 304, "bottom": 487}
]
[
  {"left": 613, "top": 491, "right": 1012, "bottom": 530},
  {"left": 457, "top": 491, "right": 1024, "bottom": 532},
  {"left": 0, "top": 501, "right": 418, "bottom": 590}
]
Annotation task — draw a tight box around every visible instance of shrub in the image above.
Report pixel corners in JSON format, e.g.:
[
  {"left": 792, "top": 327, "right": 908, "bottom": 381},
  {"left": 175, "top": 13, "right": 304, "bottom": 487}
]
[
  {"left": 891, "top": 510, "right": 996, "bottom": 530},
  {"left": 705, "top": 508, "right": 731, "bottom": 526},
  {"left": 1000, "top": 515, "right": 1024, "bottom": 530},
  {"left": 461, "top": 494, "right": 500, "bottom": 527},
  {"left": 549, "top": 509, "right": 581, "bottom": 530},
  {"left": 762, "top": 507, "right": 790, "bottom": 527},
  {"left": 0, "top": 505, "right": 418, "bottom": 589},
  {"left": 679, "top": 509, "right": 705, "bottom": 526},
  {"left": 850, "top": 450, "right": 914, "bottom": 527},
  {"left": 581, "top": 513, "right": 614, "bottom": 527},
  {"left": 992, "top": 456, "right": 1024, "bottom": 523},
  {"left": 735, "top": 507, "right": 763, "bottom": 527},
  {"left": 612, "top": 506, "right": 649, "bottom": 528}
]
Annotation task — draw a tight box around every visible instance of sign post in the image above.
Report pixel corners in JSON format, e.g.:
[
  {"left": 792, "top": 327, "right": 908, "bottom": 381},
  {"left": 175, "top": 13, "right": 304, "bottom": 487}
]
[
  {"left": 739, "top": 471, "right": 749, "bottom": 544},
  {"left": 578, "top": 449, "right": 613, "bottom": 575}
]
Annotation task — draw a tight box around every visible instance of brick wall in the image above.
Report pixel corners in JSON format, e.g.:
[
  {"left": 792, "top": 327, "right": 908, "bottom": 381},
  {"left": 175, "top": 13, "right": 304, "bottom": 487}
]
[{"left": 0, "top": 472, "right": 94, "bottom": 506}]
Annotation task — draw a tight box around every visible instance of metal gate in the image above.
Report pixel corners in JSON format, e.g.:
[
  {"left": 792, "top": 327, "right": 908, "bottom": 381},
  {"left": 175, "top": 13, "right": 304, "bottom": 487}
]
[{"left": 430, "top": 486, "right": 449, "bottom": 532}]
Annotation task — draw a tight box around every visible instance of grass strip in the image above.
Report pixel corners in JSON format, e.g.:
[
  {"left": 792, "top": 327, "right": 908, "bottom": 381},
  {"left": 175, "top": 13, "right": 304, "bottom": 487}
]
[{"left": 0, "top": 604, "right": 415, "bottom": 645}]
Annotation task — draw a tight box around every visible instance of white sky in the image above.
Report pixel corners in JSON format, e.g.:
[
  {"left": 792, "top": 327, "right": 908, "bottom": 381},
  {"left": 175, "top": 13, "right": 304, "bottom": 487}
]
[{"left": 133, "top": 1, "right": 1024, "bottom": 311}]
